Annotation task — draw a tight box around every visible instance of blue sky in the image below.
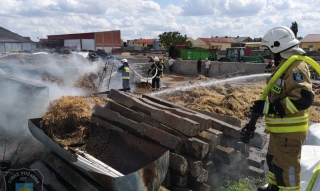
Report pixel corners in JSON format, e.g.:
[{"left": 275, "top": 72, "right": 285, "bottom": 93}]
[{"left": 0, "top": 0, "right": 319, "bottom": 42}]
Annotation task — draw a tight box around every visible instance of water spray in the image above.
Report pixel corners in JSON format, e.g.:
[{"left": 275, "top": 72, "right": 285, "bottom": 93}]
[{"left": 240, "top": 55, "right": 320, "bottom": 144}]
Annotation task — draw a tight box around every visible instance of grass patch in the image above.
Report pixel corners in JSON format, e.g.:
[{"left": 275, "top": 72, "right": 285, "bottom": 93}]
[{"left": 217, "top": 177, "right": 263, "bottom": 191}]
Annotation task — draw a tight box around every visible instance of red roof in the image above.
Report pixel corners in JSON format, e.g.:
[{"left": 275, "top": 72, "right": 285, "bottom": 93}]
[
  {"left": 199, "top": 37, "right": 236, "bottom": 44},
  {"left": 0, "top": 37, "right": 20, "bottom": 43},
  {"left": 300, "top": 34, "right": 320, "bottom": 42},
  {"left": 136, "top": 39, "right": 154, "bottom": 44}
]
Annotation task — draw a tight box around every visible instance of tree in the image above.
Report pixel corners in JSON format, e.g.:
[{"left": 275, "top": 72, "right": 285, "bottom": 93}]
[
  {"left": 158, "top": 31, "right": 192, "bottom": 50},
  {"left": 290, "top": 21, "right": 298, "bottom": 38}
]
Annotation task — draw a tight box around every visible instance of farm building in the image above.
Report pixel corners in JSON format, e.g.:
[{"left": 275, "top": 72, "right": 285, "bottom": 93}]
[{"left": 40, "top": 30, "right": 122, "bottom": 52}]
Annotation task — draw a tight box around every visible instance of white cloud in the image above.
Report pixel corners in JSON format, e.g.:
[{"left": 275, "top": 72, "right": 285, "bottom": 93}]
[{"left": 0, "top": 0, "right": 319, "bottom": 41}]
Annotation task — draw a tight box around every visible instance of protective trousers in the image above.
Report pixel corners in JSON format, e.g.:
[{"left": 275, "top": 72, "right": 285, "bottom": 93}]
[
  {"left": 266, "top": 133, "right": 302, "bottom": 191},
  {"left": 122, "top": 79, "right": 130, "bottom": 90},
  {"left": 151, "top": 78, "right": 160, "bottom": 91}
]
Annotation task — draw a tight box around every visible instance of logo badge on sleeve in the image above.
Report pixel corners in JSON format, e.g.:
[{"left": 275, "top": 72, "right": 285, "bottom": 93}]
[{"left": 293, "top": 73, "right": 303, "bottom": 82}]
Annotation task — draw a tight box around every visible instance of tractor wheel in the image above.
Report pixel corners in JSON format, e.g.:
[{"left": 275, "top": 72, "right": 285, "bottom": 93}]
[{"left": 218, "top": 57, "right": 231, "bottom": 62}]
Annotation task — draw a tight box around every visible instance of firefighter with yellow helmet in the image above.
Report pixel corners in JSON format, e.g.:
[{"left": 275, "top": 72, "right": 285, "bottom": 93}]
[{"left": 250, "top": 26, "right": 314, "bottom": 191}]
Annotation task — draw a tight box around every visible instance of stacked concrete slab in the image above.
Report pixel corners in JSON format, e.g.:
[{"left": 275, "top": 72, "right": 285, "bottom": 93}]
[{"left": 90, "top": 89, "right": 266, "bottom": 190}]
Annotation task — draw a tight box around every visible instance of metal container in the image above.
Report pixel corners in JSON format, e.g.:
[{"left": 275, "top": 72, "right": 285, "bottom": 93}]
[{"left": 28, "top": 118, "right": 169, "bottom": 191}]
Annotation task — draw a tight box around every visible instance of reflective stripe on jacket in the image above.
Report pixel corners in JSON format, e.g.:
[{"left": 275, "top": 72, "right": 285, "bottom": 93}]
[
  {"left": 122, "top": 67, "right": 130, "bottom": 79},
  {"left": 265, "top": 60, "right": 313, "bottom": 134},
  {"left": 118, "top": 63, "right": 130, "bottom": 80}
]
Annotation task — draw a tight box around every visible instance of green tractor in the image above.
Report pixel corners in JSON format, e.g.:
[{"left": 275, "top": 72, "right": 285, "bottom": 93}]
[{"left": 218, "top": 47, "right": 265, "bottom": 63}]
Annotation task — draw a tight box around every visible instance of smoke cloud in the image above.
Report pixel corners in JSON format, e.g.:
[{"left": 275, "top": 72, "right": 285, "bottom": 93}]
[{"left": 0, "top": 52, "right": 114, "bottom": 167}]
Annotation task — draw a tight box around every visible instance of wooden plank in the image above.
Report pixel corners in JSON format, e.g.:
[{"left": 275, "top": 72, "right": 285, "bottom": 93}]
[
  {"left": 108, "top": 101, "right": 187, "bottom": 153},
  {"left": 171, "top": 173, "right": 188, "bottom": 187},
  {"left": 169, "top": 152, "right": 189, "bottom": 175},
  {"left": 197, "top": 131, "right": 219, "bottom": 152},
  {"left": 108, "top": 89, "right": 200, "bottom": 136},
  {"left": 189, "top": 168, "right": 208, "bottom": 183},
  {"left": 186, "top": 138, "right": 209, "bottom": 160},
  {"left": 93, "top": 105, "right": 183, "bottom": 153},
  {"left": 183, "top": 156, "right": 203, "bottom": 177},
  {"left": 187, "top": 179, "right": 210, "bottom": 191},
  {"left": 139, "top": 97, "right": 211, "bottom": 131}
]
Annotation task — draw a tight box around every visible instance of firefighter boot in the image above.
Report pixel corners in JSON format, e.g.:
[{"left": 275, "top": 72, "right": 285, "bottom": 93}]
[{"left": 257, "top": 184, "right": 279, "bottom": 191}]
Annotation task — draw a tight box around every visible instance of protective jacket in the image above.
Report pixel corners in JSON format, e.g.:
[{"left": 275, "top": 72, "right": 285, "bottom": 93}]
[
  {"left": 118, "top": 63, "right": 130, "bottom": 80},
  {"left": 265, "top": 59, "right": 314, "bottom": 140},
  {"left": 147, "top": 62, "right": 163, "bottom": 79}
]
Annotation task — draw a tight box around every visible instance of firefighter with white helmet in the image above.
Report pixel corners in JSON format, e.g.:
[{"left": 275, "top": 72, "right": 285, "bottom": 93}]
[
  {"left": 250, "top": 26, "right": 314, "bottom": 191},
  {"left": 117, "top": 58, "right": 130, "bottom": 92},
  {"left": 147, "top": 56, "right": 163, "bottom": 91}
]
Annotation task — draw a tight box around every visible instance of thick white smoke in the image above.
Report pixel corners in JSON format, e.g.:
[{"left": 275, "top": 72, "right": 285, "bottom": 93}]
[{"left": 0, "top": 52, "right": 108, "bottom": 167}]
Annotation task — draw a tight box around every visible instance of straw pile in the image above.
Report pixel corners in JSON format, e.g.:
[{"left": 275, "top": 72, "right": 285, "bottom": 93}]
[
  {"left": 74, "top": 73, "right": 99, "bottom": 92},
  {"left": 40, "top": 96, "right": 91, "bottom": 136},
  {"left": 159, "top": 84, "right": 263, "bottom": 120}
]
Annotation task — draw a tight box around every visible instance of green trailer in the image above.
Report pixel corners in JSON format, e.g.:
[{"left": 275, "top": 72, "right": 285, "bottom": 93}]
[{"left": 179, "top": 49, "right": 218, "bottom": 61}]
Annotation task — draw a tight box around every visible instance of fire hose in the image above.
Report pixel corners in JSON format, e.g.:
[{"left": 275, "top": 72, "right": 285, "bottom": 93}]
[
  {"left": 240, "top": 55, "right": 320, "bottom": 144},
  {"left": 129, "top": 66, "right": 158, "bottom": 83}
]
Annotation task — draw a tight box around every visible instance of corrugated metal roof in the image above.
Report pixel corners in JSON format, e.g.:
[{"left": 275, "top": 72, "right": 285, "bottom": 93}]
[
  {"left": 0, "top": 37, "right": 20, "bottom": 43},
  {"left": 300, "top": 34, "right": 320, "bottom": 42},
  {"left": 136, "top": 39, "right": 154, "bottom": 44},
  {"left": 199, "top": 37, "right": 236, "bottom": 44},
  {"left": 231, "top": 36, "right": 252, "bottom": 42}
]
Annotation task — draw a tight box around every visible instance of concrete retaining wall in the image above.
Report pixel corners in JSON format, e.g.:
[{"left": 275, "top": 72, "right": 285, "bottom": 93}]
[
  {"left": 164, "top": 60, "right": 266, "bottom": 78},
  {"left": 124, "top": 58, "right": 267, "bottom": 78}
]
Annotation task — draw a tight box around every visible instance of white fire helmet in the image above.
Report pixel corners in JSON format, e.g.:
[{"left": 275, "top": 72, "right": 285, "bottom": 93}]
[
  {"left": 260, "top": 26, "right": 305, "bottom": 59},
  {"left": 121, "top": 59, "right": 128, "bottom": 63},
  {"left": 154, "top": 57, "right": 159, "bottom": 62}
]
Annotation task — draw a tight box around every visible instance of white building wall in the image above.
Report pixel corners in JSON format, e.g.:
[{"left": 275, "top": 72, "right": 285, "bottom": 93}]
[{"left": 81, "top": 39, "right": 95, "bottom": 50}]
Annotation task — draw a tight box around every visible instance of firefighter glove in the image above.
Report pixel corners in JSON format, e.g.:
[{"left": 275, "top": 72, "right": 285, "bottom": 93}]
[
  {"left": 250, "top": 100, "right": 267, "bottom": 116},
  {"left": 268, "top": 99, "right": 285, "bottom": 118}
]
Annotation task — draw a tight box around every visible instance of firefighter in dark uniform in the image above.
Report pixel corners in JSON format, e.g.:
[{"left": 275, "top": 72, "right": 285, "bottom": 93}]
[
  {"left": 250, "top": 26, "right": 314, "bottom": 191},
  {"left": 147, "top": 56, "right": 163, "bottom": 91},
  {"left": 118, "top": 58, "right": 130, "bottom": 92}
]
